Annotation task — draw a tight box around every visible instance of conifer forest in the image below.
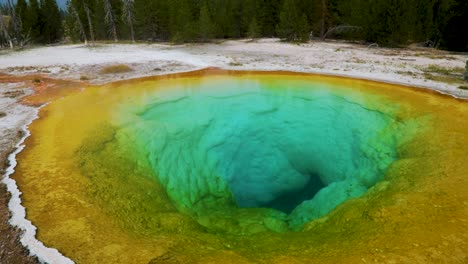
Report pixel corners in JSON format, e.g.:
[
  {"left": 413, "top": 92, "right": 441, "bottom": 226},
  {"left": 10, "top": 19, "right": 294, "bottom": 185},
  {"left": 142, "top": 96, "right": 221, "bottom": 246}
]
[{"left": 0, "top": 0, "right": 467, "bottom": 51}]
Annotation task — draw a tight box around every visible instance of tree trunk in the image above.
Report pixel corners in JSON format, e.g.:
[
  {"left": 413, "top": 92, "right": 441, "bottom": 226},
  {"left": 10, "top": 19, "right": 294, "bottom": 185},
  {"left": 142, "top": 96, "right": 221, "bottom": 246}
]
[
  {"left": 122, "top": 0, "right": 135, "bottom": 42},
  {"left": 112, "top": 25, "right": 118, "bottom": 42},
  {"left": 71, "top": 5, "right": 88, "bottom": 45},
  {"left": 320, "top": 0, "right": 326, "bottom": 38},
  {"left": 0, "top": 10, "right": 14, "bottom": 49},
  {"left": 104, "top": 0, "right": 118, "bottom": 42},
  {"left": 129, "top": 20, "right": 135, "bottom": 42},
  {"left": 6, "top": 0, "right": 20, "bottom": 38},
  {"left": 82, "top": 0, "right": 95, "bottom": 44}
]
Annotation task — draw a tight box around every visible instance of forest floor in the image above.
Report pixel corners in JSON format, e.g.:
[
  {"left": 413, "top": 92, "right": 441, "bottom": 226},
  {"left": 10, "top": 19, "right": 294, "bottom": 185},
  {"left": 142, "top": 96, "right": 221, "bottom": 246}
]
[{"left": 0, "top": 38, "right": 467, "bottom": 263}]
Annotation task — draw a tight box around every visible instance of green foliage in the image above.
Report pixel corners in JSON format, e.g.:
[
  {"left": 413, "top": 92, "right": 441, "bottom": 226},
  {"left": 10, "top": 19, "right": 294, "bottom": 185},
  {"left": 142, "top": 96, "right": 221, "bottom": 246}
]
[
  {"left": 335, "top": 0, "right": 467, "bottom": 50},
  {"left": 437, "top": 0, "right": 468, "bottom": 51},
  {"left": 297, "top": 13, "right": 309, "bottom": 42},
  {"left": 6, "top": 0, "right": 62, "bottom": 45},
  {"left": 276, "top": 0, "right": 309, "bottom": 42},
  {"left": 170, "top": 0, "right": 196, "bottom": 43},
  {"left": 15, "top": 0, "right": 29, "bottom": 36},
  {"left": 40, "top": 0, "right": 63, "bottom": 43},
  {"left": 260, "top": 0, "right": 281, "bottom": 36},
  {"left": 1, "top": 0, "right": 466, "bottom": 50},
  {"left": 93, "top": 0, "right": 109, "bottom": 40},
  {"left": 248, "top": 17, "right": 260, "bottom": 39},
  {"left": 28, "top": 0, "right": 41, "bottom": 42},
  {"left": 134, "top": 0, "right": 168, "bottom": 41},
  {"left": 198, "top": 2, "right": 215, "bottom": 41},
  {"left": 277, "top": 0, "right": 298, "bottom": 40}
]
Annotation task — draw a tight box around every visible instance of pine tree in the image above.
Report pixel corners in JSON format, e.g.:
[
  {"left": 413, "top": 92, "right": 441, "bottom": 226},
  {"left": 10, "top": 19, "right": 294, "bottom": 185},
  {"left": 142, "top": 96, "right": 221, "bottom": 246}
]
[
  {"left": 93, "top": 0, "right": 108, "bottom": 40},
  {"left": 134, "top": 0, "right": 161, "bottom": 41},
  {"left": 297, "top": 13, "right": 309, "bottom": 42},
  {"left": 276, "top": 0, "right": 299, "bottom": 41},
  {"left": 247, "top": 17, "right": 260, "bottom": 39},
  {"left": 170, "top": 0, "right": 194, "bottom": 42},
  {"left": 198, "top": 2, "right": 214, "bottom": 41},
  {"left": 383, "top": 0, "right": 407, "bottom": 46},
  {"left": 104, "top": 0, "right": 118, "bottom": 41},
  {"left": 82, "top": 0, "right": 95, "bottom": 43},
  {"left": 28, "top": 0, "right": 42, "bottom": 43},
  {"left": 221, "top": 0, "right": 242, "bottom": 38},
  {"left": 240, "top": 0, "right": 258, "bottom": 35},
  {"left": 21, "top": 0, "right": 465, "bottom": 51},
  {"left": 41, "top": 0, "right": 62, "bottom": 43},
  {"left": 122, "top": 0, "right": 135, "bottom": 42},
  {"left": 260, "top": 0, "right": 281, "bottom": 36},
  {"left": 68, "top": 2, "right": 88, "bottom": 43},
  {"left": 438, "top": 0, "right": 468, "bottom": 51},
  {"left": 15, "top": 0, "right": 28, "bottom": 36}
]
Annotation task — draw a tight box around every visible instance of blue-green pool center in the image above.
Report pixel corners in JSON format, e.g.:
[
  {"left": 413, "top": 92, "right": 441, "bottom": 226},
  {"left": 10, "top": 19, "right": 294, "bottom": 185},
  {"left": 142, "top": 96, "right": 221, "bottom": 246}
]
[{"left": 116, "top": 77, "right": 406, "bottom": 232}]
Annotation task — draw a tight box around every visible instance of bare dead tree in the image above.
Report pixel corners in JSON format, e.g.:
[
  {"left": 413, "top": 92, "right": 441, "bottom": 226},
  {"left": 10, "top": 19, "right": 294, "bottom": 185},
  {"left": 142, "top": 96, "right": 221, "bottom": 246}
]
[
  {"left": 122, "top": 0, "right": 135, "bottom": 42},
  {"left": 0, "top": 9, "right": 14, "bottom": 49},
  {"left": 82, "top": 0, "right": 95, "bottom": 44},
  {"left": 104, "top": 0, "right": 118, "bottom": 42},
  {"left": 321, "top": 25, "right": 362, "bottom": 40},
  {"left": 6, "top": 0, "right": 20, "bottom": 42},
  {"left": 320, "top": 0, "right": 327, "bottom": 38},
  {"left": 71, "top": 4, "right": 88, "bottom": 45},
  {"left": 7, "top": 0, "right": 30, "bottom": 47}
]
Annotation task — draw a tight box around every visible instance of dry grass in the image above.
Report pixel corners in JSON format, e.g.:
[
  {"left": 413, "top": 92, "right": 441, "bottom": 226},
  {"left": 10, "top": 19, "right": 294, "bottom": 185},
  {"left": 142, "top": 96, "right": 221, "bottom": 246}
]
[
  {"left": 421, "top": 64, "right": 466, "bottom": 84},
  {"left": 99, "top": 64, "right": 134, "bottom": 75},
  {"left": 424, "top": 65, "right": 464, "bottom": 75},
  {"left": 2, "top": 90, "right": 25, "bottom": 98},
  {"left": 424, "top": 73, "right": 465, "bottom": 84},
  {"left": 396, "top": 70, "right": 417, "bottom": 77},
  {"left": 165, "top": 62, "right": 184, "bottom": 68},
  {"left": 381, "top": 50, "right": 401, "bottom": 56},
  {"left": 228, "top": 61, "right": 243, "bottom": 66},
  {"left": 349, "top": 57, "right": 366, "bottom": 64},
  {"left": 7, "top": 66, "right": 38, "bottom": 71}
]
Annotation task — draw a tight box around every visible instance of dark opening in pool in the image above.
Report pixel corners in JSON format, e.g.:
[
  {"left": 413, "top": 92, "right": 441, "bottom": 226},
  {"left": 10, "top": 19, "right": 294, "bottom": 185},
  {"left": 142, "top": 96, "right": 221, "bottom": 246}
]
[{"left": 262, "top": 173, "right": 325, "bottom": 214}]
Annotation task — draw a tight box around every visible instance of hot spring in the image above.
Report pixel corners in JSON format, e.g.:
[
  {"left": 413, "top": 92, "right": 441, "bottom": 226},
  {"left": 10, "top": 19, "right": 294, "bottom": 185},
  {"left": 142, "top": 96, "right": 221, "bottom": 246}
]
[
  {"left": 115, "top": 76, "right": 405, "bottom": 232},
  {"left": 11, "top": 70, "right": 468, "bottom": 263}
]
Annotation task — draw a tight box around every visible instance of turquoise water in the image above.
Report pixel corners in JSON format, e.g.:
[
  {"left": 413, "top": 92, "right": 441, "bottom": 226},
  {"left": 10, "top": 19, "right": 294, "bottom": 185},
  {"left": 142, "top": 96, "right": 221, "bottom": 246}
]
[{"left": 116, "top": 77, "right": 401, "bottom": 231}]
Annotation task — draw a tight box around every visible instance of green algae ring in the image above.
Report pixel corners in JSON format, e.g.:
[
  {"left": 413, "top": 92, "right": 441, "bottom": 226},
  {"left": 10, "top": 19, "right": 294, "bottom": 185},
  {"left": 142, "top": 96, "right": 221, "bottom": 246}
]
[{"left": 11, "top": 70, "right": 468, "bottom": 263}]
